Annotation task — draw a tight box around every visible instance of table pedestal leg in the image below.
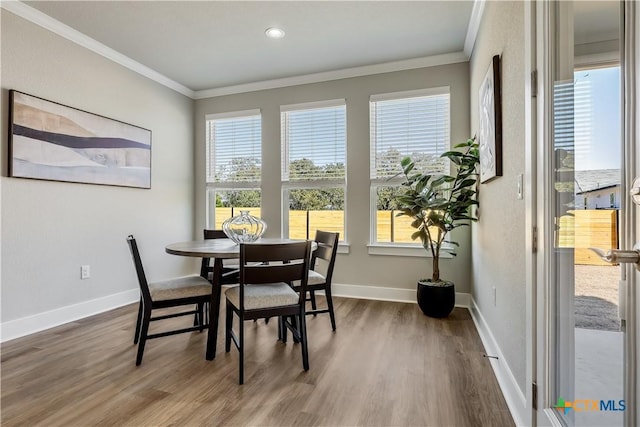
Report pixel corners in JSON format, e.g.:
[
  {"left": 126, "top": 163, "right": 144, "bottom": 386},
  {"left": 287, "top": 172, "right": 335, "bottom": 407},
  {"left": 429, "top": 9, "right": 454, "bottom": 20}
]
[{"left": 206, "top": 258, "right": 223, "bottom": 360}]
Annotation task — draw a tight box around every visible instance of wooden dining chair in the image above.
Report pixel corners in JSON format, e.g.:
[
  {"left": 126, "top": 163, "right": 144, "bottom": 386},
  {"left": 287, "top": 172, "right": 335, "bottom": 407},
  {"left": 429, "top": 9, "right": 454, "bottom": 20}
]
[
  {"left": 292, "top": 230, "right": 340, "bottom": 331},
  {"left": 200, "top": 229, "right": 240, "bottom": 284},
  {"left": 225, "top": 240, "right": 312, "bottom": 384},
  {"left": 127, "top": 235, "right": 213, "bottom": 365}
]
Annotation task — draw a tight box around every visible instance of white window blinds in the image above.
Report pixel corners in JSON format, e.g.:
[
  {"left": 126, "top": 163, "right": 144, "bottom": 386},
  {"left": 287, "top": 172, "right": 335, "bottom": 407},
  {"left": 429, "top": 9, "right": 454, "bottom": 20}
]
[
  {"left": 370, "top": 88, "right": 450, "bottom": 180},
  {"left": 206, "top": 110, "right": 261, "bottom": 184},
  {"left": 281, "top": 100, "right": 346, "bottom": 182}
]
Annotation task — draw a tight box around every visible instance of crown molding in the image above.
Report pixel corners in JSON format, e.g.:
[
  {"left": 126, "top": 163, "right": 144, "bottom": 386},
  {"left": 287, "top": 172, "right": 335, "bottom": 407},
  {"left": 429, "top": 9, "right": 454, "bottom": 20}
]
[
  {"left": 193, "top": 51, "right": 469, "bottom": 99},
  {"left": 464, "top": 0, "right": 486, "bottom": 57},
  {"left": 1, "top": 0, "right": 195, "bottom": 98},
  {"left": 3, "top": 0, "right": 472, "bottom": 101}
]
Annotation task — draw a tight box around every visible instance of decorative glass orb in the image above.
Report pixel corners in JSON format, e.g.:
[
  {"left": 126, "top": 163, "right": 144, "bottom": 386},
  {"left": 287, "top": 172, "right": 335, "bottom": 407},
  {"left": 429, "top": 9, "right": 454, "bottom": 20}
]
[{"left": 222, "top": 210, "right": 267, "bottom": 244}]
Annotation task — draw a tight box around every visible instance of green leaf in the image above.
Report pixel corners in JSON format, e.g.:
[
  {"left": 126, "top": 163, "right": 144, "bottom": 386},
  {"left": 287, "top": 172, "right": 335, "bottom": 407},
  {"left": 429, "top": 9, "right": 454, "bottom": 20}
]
[
  {"left": 415, "top": 174, "right": 432, "bottom": 193},
  {"left": 445, "top": 154, "right": 461, "bottom": 165},
  {"left": 453, "top": 141, "right": 472, "bottom": 149},
  {"left": 431, "top": 176, "right": 453, "bottom": 187},
  {"left": 401, "top": 157, "right": 415, "bottom": 175},
  {"left": 454, "top": 178, "right": 478, "bottom": 190}
]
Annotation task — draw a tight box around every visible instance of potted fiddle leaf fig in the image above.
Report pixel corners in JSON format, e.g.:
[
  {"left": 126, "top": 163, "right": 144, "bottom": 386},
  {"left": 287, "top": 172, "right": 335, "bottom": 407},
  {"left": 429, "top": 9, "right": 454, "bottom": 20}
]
[{"left": 394, "top": 137, "right": 480, "bottom": 317}]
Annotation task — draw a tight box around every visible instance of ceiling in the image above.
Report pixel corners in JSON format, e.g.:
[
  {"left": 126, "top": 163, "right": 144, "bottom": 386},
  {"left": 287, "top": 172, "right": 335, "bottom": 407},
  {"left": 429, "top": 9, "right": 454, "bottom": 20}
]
[
  {"left": 20, "top": 1, "right": 476, "bottom": 96},
  {"left": 574, "top": 0, "right": 620, "bottom": 46}
]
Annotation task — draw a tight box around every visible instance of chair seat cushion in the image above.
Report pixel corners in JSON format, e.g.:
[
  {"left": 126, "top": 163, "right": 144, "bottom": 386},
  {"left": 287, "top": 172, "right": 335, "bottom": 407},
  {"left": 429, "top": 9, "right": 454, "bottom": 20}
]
[
  {"left": 293, "top": 269, "right": 326, "bottom": 287},
  {"left": 307, "top": 270, "right": 326, "bottom": 285},
  {"left": 149, "top": 275, "right": 212, "bottom": 301},
  {"left": 222, "top": 259, "right": 240, "bottom": 268},
  {"left": 225, "top": 283, "right": 299, "bottom": 310}
]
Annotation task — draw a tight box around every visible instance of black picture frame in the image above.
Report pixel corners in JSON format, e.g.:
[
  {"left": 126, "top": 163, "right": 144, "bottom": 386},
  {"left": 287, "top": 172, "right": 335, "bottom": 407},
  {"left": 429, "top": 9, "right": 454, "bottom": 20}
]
[{"left": 478, "top": 55, "right": 503, "bottom": 183}]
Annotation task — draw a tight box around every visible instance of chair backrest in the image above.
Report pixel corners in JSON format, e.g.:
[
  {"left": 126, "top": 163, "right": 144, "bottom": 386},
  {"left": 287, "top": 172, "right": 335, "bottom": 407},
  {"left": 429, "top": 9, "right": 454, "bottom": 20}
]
[
  {"left": 239, "top": 241, "right": 312, "bottom": 310},
  {"left": 126, "top": 235, "right": 152, "bottom": 304},
  {"left": 203, "top": 229, "right": 227, "bottom": 240},
  {"left": 311, "top": 230, "right": 339, "bottom": 284},
  {"left": 201, "top": 229, "right": 228, "bottom": 277}
]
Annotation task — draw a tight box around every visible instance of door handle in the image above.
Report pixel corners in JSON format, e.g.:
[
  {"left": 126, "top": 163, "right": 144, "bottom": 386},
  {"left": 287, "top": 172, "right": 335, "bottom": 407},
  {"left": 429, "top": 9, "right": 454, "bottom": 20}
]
[
  {"left": 631, "top": 176, "right": 640, "bottom": 205},
  {"left": 589, "top": 246, "right": 640, "bottom": 266}
]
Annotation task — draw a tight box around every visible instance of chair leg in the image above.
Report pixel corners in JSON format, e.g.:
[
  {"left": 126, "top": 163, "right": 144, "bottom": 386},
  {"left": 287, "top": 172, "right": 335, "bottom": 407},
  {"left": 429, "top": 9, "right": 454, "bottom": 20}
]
[
  {"left": 280, "top": 316, "right": 288, "bottom": 343},
  {"left": 292, "top": 315, "right": 301, "bottom": 344},
  {"left": 225, "top": 301, "right": 233, "bottom": 353},
  {"left": 198, "top": 302, "right": 207, "bottom": 332},
  {"left": 197, "top": 302, "right": 205, "bottom": 332},
  {"left": 325, "top": 287, "right": 337, "bottom": 331},
  {"left": 238, "top": 316, "right": 244, "bottom": 385},
  {"left": 277, "top": 316, "right": 283, "bottom": 341},
  {"left": 193, "top": 304, "right": 199, "bottom": 327},
  {"left": 299, "top": 312, "right": 309, "bottom": 371},
  {"left": 310, "top": 290, "right": 317, "bottom": 315},
  {"left": 133, "top": 297, "right": 143, "bottom": 344},
  {"left": 136, "top": 307, "right": 151, "bottom": 366}
]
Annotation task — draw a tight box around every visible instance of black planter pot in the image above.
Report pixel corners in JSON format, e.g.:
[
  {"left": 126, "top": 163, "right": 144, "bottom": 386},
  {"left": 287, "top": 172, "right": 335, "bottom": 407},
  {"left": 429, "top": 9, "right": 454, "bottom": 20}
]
[{"left": 417, "top": 280, "right": 455, "bottom": 318}]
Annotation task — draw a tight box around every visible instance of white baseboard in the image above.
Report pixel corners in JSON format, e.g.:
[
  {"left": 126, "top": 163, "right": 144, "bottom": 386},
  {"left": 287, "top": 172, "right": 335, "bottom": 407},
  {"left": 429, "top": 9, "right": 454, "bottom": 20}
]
[
  {"left": 0, "top": 289, "right": 139, "bottom": 343},
  {"left": 332, "top": 282, "right": 471, "bottom": 308},
  {"left": 0, "top": 283, "right": 470, "bottom": 343},
  {"left": 469, "top": 298, "right": 528, "bottom": 426}
]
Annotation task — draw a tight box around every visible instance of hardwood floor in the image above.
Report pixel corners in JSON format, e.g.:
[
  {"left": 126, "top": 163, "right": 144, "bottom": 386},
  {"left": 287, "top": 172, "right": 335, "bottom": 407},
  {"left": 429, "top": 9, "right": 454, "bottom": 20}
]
[{"left": 1, "top": 297, "right": 514, "bottom": 426}]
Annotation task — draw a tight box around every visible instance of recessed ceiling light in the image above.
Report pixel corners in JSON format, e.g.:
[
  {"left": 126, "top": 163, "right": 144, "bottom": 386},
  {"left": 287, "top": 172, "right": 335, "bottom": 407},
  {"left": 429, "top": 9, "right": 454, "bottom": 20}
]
[{"left": 265, "top": 27, "right": 285, "bottom": 39}]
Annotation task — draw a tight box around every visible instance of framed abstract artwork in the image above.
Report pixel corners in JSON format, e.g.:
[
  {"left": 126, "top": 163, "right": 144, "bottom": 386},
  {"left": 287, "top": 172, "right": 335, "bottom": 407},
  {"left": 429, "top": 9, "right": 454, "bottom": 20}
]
[
  {"left": 9, "top": 90, "right": 151, "bottom": 188},
  {"left": 478, "top": 55, "right": 503, "bottom": 183}
]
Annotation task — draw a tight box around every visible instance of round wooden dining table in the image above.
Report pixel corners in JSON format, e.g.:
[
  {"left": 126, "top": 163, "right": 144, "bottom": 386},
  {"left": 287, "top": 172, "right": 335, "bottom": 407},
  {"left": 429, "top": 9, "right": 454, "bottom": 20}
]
[{"left": 165, "top": 237, "right": 314, "bottom": 360}]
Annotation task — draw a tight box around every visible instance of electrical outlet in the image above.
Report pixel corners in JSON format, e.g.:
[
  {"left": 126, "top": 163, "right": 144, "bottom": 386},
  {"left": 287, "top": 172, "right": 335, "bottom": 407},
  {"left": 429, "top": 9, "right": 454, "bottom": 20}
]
[
  {"left": 81, "top": 265, "right": 90, "bottom": 279},
  {"left": 492, "top": 286, "right": 497, "bottom": 306}
]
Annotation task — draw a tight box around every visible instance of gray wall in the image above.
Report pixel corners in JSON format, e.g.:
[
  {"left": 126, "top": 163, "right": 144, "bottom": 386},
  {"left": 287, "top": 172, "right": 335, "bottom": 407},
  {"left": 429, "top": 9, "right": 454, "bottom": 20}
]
[
  {"left": 469, "top": 1, "right": 527, "bottom": 393},
  {"left": 0, "top": 11, "right": 195, "bottom": 323},
  {"left": 195, "top": 64, "right": 473, "bottom": 292}
]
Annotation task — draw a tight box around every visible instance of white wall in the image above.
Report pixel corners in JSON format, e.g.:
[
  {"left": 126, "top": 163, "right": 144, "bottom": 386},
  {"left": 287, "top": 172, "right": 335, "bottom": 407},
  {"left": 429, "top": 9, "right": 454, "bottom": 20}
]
[
  {"left": 0, "top": 11, "right": 195, "bottom": 336},
  {"left": 469, "top": 1, "right": 527, "bottom": 394},
  {"left": 577, "top": 188, "right": 620, "bottom": 209},
  {"left": 194, "top": 64, "right": 472, "bottom": 294}
]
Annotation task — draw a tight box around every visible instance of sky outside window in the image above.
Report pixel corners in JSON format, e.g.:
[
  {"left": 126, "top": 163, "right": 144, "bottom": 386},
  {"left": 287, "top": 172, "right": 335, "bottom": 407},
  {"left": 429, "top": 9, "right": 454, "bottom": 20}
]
[{"left": 573, "top": 66, "right": 620, "bottom": 171}]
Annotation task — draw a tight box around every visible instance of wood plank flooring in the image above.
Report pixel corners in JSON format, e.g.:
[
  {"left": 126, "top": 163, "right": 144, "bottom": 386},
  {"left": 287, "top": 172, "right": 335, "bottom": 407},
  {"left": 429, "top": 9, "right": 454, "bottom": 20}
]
[{"left": 1, "top": 297, "right": 514, "bottom": 426}]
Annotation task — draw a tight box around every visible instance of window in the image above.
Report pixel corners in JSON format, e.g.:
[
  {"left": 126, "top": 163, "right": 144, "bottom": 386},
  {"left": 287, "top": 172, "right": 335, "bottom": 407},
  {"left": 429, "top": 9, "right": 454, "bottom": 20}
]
[
  {"left": 281, "top": 99, "right": 346, "bottom": 240},
  {"left": 369, "top": 87, "right": 450, "bottom": 247},
  {"left": 206, "top": 110, "right": 262, "bottom": 229}
]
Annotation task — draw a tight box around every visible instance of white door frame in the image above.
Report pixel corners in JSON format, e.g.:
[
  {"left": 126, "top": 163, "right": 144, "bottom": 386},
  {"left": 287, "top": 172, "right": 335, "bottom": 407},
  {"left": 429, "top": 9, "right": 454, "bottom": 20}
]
[
  {"left": 524, "top": 0, "right": 539, "bottom": 425},
  {"left": 622, "top": 1, "right": 639, "bottom": 424},
  {"left": 532, "top": 0, "right": 561, "bottom": 423}
]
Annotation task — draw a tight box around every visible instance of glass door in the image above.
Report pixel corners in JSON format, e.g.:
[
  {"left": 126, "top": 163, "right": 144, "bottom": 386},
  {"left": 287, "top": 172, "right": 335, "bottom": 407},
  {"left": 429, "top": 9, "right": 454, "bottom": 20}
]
[{"left": 537, "top": 1, "right": 638, "bottom": 426}]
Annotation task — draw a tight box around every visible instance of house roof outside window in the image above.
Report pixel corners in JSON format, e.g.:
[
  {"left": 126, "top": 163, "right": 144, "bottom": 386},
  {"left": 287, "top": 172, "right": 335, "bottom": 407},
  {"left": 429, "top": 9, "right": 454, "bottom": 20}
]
[{"left": 575, "top": 169, "right": 620, "bottom": 195}]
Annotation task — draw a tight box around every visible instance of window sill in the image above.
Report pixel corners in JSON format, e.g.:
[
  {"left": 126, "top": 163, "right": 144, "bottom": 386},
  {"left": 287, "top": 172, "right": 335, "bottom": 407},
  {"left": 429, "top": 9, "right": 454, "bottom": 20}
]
[
  {"left": 337, "top": 242, "right": 350, "bottom": 254},
  {"left": 366, "top": 243, "right": 454, "bottom": 258}
]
